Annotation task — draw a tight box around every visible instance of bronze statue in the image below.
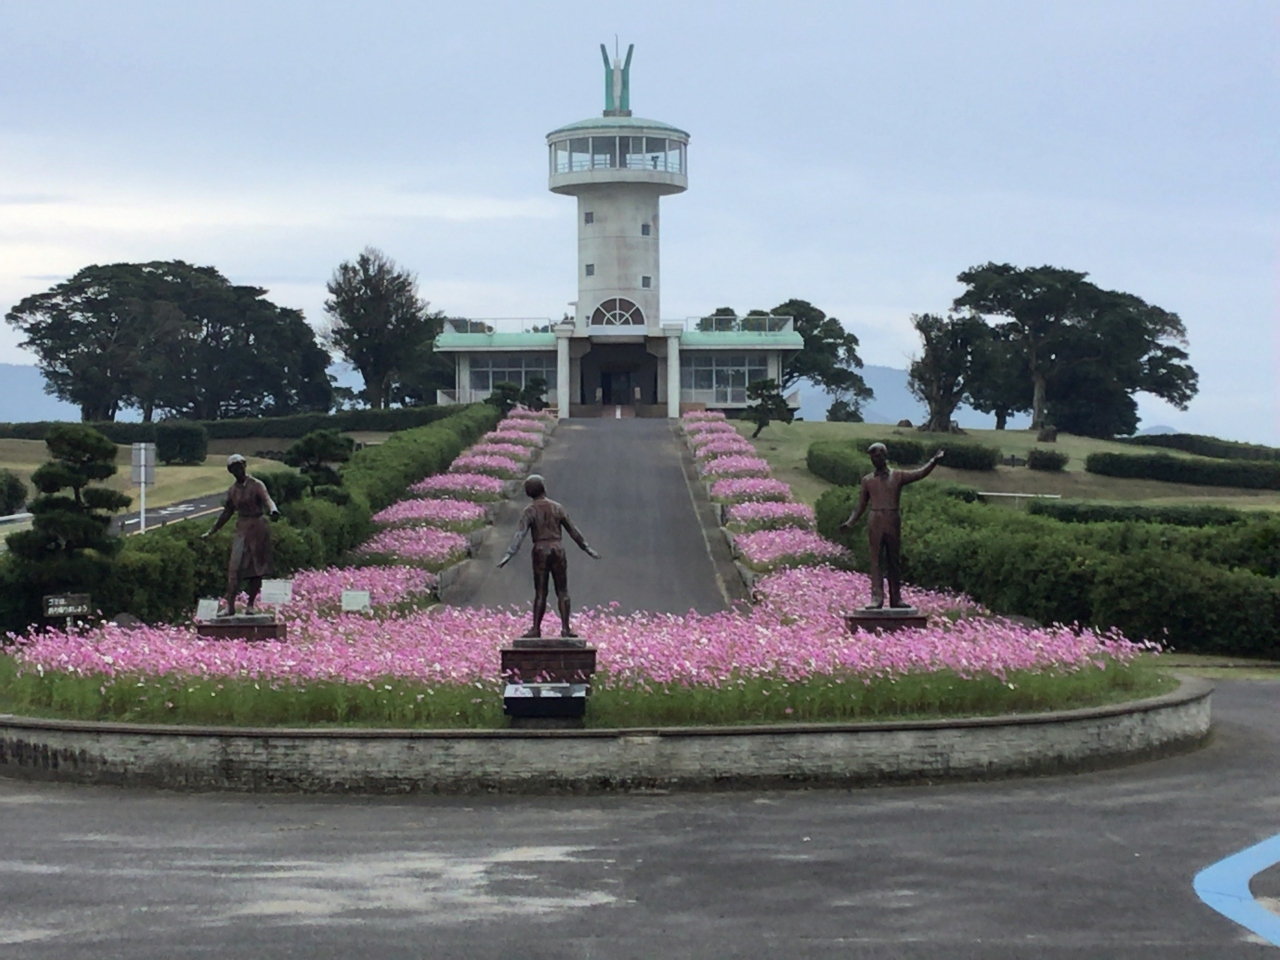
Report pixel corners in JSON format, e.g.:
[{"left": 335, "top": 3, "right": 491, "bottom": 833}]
[
  {"left": 838, "top": 444, "right": 944, "bottom": 609},
  {"left": 201, "top": 454, "right": 280, "bottom": 616},
  {"left": 498, "top": 475, "right": 600, "bottom": 638}
]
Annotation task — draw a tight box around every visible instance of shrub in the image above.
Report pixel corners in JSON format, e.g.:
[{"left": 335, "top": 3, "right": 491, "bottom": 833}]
[
  {"left": 854, "top": 437, "right": 924, "bottom": 465},
  {"left": 0, "top": 469, "right": 26, "bottom": 515},
  {"left": 1121, "top": 433, "right": 1280, "bottom": 462},
  {"left": 1027, "top": 501, "right": 1245, "bottom": 527},
  {"left": 1027, "top": 448, "right": 1069, "bottom": 472},
  {"left": 1085, "top": 452, "right": 1280, "bottom": 490},
  {"left": 806, "top": 442, "right": 872, "bottom": 487},
  {"left": 154, "top": 422, "right": 209, "bottom": 465},
  {"left": 934, "top": 441, "right": 1000, "bottom": 471},
  {"left": 284, "top": 430, "right": 354, "bottom": 494}
]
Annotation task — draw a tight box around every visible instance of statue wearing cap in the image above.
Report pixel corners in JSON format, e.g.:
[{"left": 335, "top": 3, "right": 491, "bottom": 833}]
[
  {"left": 498, "top": 475, "right": 601, "bottom": 638},
  {"left": 201, "top": 454, "right": 280, "bottom": 616}
]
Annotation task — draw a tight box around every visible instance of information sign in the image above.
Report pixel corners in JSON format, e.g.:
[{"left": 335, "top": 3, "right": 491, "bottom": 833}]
[
  {"left": 195, "top": 598, "right": 220, "bottom": 621},
  {"left": 43, "top": 594, "right": 92, "bottom": 618},
  {"left": 259, "top": 580, "right": 293, "bottom": 606},
  {"left": 340, "top": 590, "right": 372, "bottom": 613},
  {"left": 130, "top": 443, "right": 156, "bottom": 485}
]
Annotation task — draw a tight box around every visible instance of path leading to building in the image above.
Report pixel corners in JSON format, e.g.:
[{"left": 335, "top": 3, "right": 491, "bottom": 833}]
[{"left": 443, "top": 418, "right": 741, "bottom": 616}]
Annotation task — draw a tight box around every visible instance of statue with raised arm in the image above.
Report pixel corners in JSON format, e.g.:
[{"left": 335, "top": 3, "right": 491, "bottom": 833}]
[
  {"left": 498, "top": 475, "right": 601, "bottom": 638},
  {"left": 200, "top": 454, "right": 280, "bottom": 616},
  {"left": 838, "top": 444, "right": 944, "bottom": 609}
]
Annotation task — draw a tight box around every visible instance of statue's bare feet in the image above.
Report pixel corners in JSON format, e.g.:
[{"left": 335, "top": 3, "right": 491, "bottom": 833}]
[{"left": 521, "top": 628, "right": 542, "bottom": 639}]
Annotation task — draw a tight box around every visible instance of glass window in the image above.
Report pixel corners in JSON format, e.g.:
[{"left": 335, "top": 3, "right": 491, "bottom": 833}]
[
  {"left": 591, "top": 136, "right": 617, "bottom": 169},
  {"left": 623, "top": 136, "right": 646, "bottom": 169},
  {"left": 569, "top": 138, "right": 590, "bottom": 172},
  {"left": 469, "top": 354, "right": 557, "bottom": 392},
  {"left": 553, "top": 141, "right": 570, "bottom": 174},
  {"left": 679, "top": 352, "right": 772, "bottom": 405},
  {"left": 641, "top": 223, "right": 651, "bottom": 236},
  {"left": 590, "top": 298, "right": 645, "bottom": 325},
  {"left": 644, "top": 137, "right": 666, "bottom": 170},
  {"left": 666, "top": 140, "right": 683, "bottom": 174},
  {"left": 584, "top": 211, "right": 594, "bottom": 224},
  {"left": 585, "top": 264, "right": 595, "bottom": 277},
  {"left": 641, "top": 276, "right": 651, "bottom": 288}
]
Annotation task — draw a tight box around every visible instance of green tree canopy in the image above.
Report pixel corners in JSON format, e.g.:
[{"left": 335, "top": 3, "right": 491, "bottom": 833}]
[
  {"left": 954, "top": 263, "right": 1198, "bottom": 436},
  {"left": 4, "top": 261, "right": 333, "bottom": 421},
  {"left": 907, "top": 313, "right": 990, "bottom": 433},
  {"left": 743, "top": 378, "right": 794, "bottom": 438},
  {"left": 324, "top": 248, "right": 443, "bottom": 410},
  {"left": 965, "top": 324, "right": 1031, "bottom": 430},
  {"left": 284, "top": 430, "right": 354, "bottom": 494}
]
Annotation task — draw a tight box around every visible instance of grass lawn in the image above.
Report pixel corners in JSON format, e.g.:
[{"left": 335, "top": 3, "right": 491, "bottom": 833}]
[{"left": 743, "top": 420, "right": 1280, "bottom": 510}]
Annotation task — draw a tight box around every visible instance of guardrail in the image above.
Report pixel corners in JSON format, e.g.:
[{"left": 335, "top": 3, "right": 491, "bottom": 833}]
[
  {"left": 442, "top": 318, "right": 556, "bottom": 335},
  {"left": 684, "top": 316, "right": 794, "bottom": 333}
]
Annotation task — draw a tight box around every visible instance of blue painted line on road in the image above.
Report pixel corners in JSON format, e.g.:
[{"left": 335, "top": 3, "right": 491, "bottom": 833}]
[{"left": 1195, "top": 833, "right": 1280, "bottom": 945}]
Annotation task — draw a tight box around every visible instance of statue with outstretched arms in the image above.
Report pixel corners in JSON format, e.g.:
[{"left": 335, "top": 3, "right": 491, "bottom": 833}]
[
  {"left": 838, "top": 444, "right": 944, "bottom": 609},
  {"left": 498, "top": 474, "right": 601, "bottom": 638}
]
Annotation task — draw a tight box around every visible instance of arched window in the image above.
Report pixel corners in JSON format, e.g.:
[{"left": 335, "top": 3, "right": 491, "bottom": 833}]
[{"left": 590, "top": 298, "right": 645, "bottom": 326}]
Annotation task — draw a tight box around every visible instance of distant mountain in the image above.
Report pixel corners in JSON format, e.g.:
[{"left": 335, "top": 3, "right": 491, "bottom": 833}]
[
  {"left": 0, "top": 364, "right": 80, "bottom": 422},
  {"left": 1137, "top": 424, "right": 1179, "bottom": 436},
  {"left": 795, "top": 365, "right": 1031, "bottom": 430}
]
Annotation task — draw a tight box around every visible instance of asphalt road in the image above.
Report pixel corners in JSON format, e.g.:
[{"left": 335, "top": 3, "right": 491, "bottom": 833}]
[
  {"left": 1, "top": 679, "right": 1278, "bottom": 958},
  {"left": 443, "top": 419, "right": 741, "bottom": 617}
]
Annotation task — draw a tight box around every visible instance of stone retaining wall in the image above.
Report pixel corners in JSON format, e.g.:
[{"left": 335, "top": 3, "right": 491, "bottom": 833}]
[{"left": 0, "top": 677, "right": 1211, "bottom": 794}]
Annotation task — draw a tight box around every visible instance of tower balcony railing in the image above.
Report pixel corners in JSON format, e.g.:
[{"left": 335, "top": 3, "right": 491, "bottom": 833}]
[
  {"left": 442, "top": 318, "right": 557, "bottom": 335},
  {"left": 683, "top": 315, "right": 794, "bottom": 333}
]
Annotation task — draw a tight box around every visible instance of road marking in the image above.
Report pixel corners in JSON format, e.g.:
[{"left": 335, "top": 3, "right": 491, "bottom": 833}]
[{"left": 1195, "top": 833, "right": 1280, "bottom": 945}]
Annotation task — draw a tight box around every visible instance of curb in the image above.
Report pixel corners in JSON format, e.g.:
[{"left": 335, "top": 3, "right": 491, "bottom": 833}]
[{"left": 0, "top": 677, "right": 1212, "bottom": 794}]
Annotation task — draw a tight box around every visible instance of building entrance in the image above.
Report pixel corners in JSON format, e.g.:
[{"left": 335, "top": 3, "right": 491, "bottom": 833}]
[
  {"left": 600, "top": 370, "right": 633, "bottom": 405},
  {"left": 578, "top": 342, "right": 658, "bottom": 410}
]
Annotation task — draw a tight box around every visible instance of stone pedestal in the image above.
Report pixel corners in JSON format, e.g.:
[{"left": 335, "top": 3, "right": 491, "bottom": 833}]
[
  {"left": 501, "top": 639, "right": 597, "bottom": 727},
  {"left": 196, "top": 615, "right": 288, "bottom": 642},
  {"left": 844, "top": 607, "right": 929, "bottom": 635}
]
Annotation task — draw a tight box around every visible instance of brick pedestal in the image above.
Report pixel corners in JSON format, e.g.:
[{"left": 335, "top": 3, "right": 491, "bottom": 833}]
[
  {"left": 844, "top": 608, "right": 929, "bottom": 635},
  {"left": 196, "top": 617, "right": 288, "bottom": 642}
]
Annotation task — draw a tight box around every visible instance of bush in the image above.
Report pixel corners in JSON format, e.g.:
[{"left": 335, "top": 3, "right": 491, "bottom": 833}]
[
  {"left": 255, "top": 470, "right": 308, "bottom": 505},
  {"left": 854, "top": 437, "right": 924, "bottom": 465},
  {"left": 1027, "top": 448, "right": 1069, "bottom": 472},
  {"left": 1027, "top": 500, "right": 1246, "bottom": 527},
  {"left": 0, "top": 469, "right": 26, "bottom": 515},
  {"left": 155, "top": 421, "right": 209, "bottom": 465},
  {"left": 934, "top": 441, "right": 1000, "bottom": 471},
  {"left": 806, "top": 442, "right": 872, "bottom": 487},
  {"left": 1121, "top": 433, "right": 1280, "bottom": 462},
  {"left": 1085, "top": 452, "right": 1280, "bottom": 490}
]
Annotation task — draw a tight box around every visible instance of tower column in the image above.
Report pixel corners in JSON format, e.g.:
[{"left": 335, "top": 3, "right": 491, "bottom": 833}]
[
  {"left": 662, "top": 322, "right": 683, "bottom": 418},
  {"left": 554, "top": 322, "right": 574, "bottom": 420}
]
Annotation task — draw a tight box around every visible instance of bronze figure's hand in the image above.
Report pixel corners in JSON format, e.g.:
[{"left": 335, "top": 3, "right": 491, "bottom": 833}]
[
  {"left": 269, "top": 508, "right": 280, "bottom": 522},
  {"left": 838, "top": 521, "right": 850, "bottom": 532},
  {"left": 200, "top": 530, "right": 213, "bottom": 540},
  {"left": 587, "top": 547, "right": 602, "bottom": 559},
  {"left": 933, "top": 449, "right": 945, "bottom": 462}
]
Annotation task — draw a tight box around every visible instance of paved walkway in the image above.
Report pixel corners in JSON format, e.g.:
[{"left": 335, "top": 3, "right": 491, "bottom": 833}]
[
  {"left": 443, "top": 418, "right": 739, "bottom": 616},
  {"left": 0, "top": 680, "right": 1276, "bottom": 957}
]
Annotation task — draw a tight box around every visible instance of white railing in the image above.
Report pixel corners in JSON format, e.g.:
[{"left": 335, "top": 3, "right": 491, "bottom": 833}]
[
  {"left": 442, "top": 318, "right": 556, "bottom": 335},
  {"left": 683, "top": 315, "right": 794, "bottom": 333}
]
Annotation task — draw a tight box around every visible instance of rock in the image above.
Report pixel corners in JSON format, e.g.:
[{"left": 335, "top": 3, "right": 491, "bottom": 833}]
[
  {"left": 896, "top": 419, "right": 913, "bottom": 428},
  {"left": 1037, "top": 425, "right": 1058, "bottom": 442}
]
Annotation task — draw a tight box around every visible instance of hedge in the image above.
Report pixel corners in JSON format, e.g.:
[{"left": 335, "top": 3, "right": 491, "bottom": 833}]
[
  {"left": 1027, "top": 500, "right": 1247, "bottom": 527},
  {"left": 816, "top": 483, "right": 1280, "bottom": 658},
  {"left": 854, "top": 437, "right": 924, "bottom": 465},
  {"left": 1027, "top": 448, "right": 1069, "bottom": 472},
  {"left": 1121, "top": 433, "right": 1280, "bottom": 462},
  {"left": 1086, "top": 452, "right": 1280, "bottom": 490},
  {"left": 806, "top": 442, "right": 873, "bottom": 487},
  {"left": 0, "top": 404, "right": 500, "bottom": 633},
  {"left": 934, "top": 441, "right": 1000, "bottom": 472},
  {"left": 155, "top": 422, "right": 208, "bottom": 464},
  {"left": 0, "top": 405, "right": 459, "bottom": 444}
]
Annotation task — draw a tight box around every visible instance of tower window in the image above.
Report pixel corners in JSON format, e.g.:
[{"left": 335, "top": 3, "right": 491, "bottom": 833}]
[
  {"left": 585, "top": 264, "right": 595, "bottom": 277},
  {"left": 584, "top": 211, "right": 594, "bottom": 224},
  {"left": 641, "top": 223, "right": 651, "bottom": 236},
  {"left": 641, "top": 276, "right": 652, "bottom": 288}
]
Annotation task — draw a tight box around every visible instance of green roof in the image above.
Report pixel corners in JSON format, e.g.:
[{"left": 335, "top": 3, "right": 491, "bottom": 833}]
[
  {"left": 548, "top": 115, "right": 690, "bottom": 138},
  {"left": 434, "top": 331, "right": 556, "bottom": 352}
]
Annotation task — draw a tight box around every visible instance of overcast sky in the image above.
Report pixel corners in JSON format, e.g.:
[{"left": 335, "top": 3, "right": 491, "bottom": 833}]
[{"left": 1, "top": 1, "right": 1275, "bottom": 441}]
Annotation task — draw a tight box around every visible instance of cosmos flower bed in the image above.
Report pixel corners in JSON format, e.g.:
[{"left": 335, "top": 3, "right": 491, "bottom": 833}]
[
  {"left": 693, "top": 437, "right": 757, "bottom": 461},
  {"left": 408, "top": 473, "right": 506, "bottom": 501},
  {"left": 725, "top": 501, "right": 816, "bottom": 532},
  {"left": 354, "top": 527, "right": 469, "bottom": 569},
  {"left": 448, "top": 454, "right": 524, "bottom": 480},
  {"left": 735, "top": 529, "right": 850, "bottom": 572},
  {"left": 0, "top": 564, "right": 1163, "bottom": 729},
  {"left": 370, "top": 498, "right": 488, "bottom": 532},
  {"left": 467, "top": 442, "right": 535, "bottom": 463},
  {"left": 699, "top": 455, "right": 774, "bottom": 479},
  {"left": 709, "top": 477, "right": 793, "bottom": 504}
]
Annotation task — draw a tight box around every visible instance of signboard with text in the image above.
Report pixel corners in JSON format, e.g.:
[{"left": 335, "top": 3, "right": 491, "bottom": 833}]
[
  {"left": 43, "top": 594, "right": 92, "bottom": 618},
  {"left": 131, "top": 442, "right": 156, "bottom": 486}
]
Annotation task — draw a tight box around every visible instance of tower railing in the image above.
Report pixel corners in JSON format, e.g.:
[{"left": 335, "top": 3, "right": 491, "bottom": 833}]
[
  {"left": 683, "top": 315, "right": 795, "bottom": 333},
  {"left": 442, "top": 318, "right": 557, "bottom": 335}
]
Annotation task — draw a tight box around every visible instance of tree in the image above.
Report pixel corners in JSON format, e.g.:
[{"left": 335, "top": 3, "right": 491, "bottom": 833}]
[
  {"left": 5, "top": 261, "right": 333, "bottom": 421},
  {"left": 826, "top": 396, "right": 864, "bottom": 422},
  {"left": 907, "top": 313, "right": 990, "bottom": 433},
  {"left": 324, "top": 248, "right": 442, "bottom": 410},
  {"left": 954, "top": 263, "right": 1197, "bottom": 435},
  {"left": 519, "top": 377, "right": 549, "bottom": 412},
  {"left": 0, "top": 470, "right": 26, "bottom": 515},
  {"left": 284, "top": 430, "right": 354, "bottom": 495},
  {"left": 485, "top": 381, "right": 522, "bottom": 415},
  {"left": 5, "top": 425, "right": 131, "bottom": 600},
  {"left": 743, "top": 378, "right": 794, "bottom": 438},
  {"left": 966, "top": 324, "right": 1030, "bottom": 430},
  {"left": 770, "top": 299, "right": 873, "bottom": 415}
]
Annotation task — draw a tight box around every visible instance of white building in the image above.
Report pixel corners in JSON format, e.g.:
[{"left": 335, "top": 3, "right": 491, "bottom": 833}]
[{"left": 436, "top": 44, "right": 803, "bottom": 419}]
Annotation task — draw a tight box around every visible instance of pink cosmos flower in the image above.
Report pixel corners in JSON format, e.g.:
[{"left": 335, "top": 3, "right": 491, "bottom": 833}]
[
  {"left": 699, "top": 455, "right": 773, "bottom": 479},
  {"left": 371, "top": 498, "right": 488, "bottom": 530},
  {"left": 725, "top": 501, "right": 816, "bottom": 532},
  {"left": 408, "top": 473, "right": 506, "bottom": 501},
  {"left": 736, "top": 529, "right": 849, "bottom": 571},
  {"left": 681, "top": 410, "right": 727, "bottom": 423},
  {"left": 467, "top": 443, "right": 534, "bottom": 462},
  {"left": 289, "top": 565, "right": 438, "bottom": 613},
  {"left": 709, "top": 477, "right": 792, "bottom": 503},
  {"left": 449, "top": 454, "right": 524, "bottom": 479},
  {"left": 356, "top": 527, "right": 468, "bottom": 568}
]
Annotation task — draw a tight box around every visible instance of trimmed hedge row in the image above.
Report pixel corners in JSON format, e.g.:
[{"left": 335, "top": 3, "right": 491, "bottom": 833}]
[
  {"left": 1027, "top": 500, "right": 1247, "bottom": 527},
  {"left": 807, "top": 442, "right": 873, "bottom": 487},
  {"left": 855, "top": 437, "right": 924, "bottom": 464},
  {"left": 1086, "top": 452, "right": 1280, "bottom": 490},
  {"left": 1122, "top": 433, "right": 1280, "bottom": 462},
  {"left": 816, "top": 483, "right": 1280, "bottom": 658},
  {"left": 1027, "top": 448, "right": 1069, "bottom": 472},
  {"left": 0, "top": 405, "right": 458, "bottom": 444},
  {"left": 1, "top": 404, "right": 501, "bottom": 630}
]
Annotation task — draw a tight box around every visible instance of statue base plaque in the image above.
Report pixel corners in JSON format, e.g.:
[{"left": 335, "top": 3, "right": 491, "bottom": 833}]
[
  {"left": 196, "top": 614, "right": 288, "bottom": 642},
  {"left": 844, "top": 607, "right": 929, "bottom": 635},
  {"left": 501, "top": 639, "right": 597, "bottom": 726}
]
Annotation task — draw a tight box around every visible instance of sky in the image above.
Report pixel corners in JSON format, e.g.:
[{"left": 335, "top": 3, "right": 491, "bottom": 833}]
[{"left": 0, "top": 1, "right": 1275, "bottom": 441}]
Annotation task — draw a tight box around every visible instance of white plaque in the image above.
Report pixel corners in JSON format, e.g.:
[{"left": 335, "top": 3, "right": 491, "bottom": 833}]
[
  {"left": 195, "top": 598, "right": 219, "bottom": 621},
  {"left": 130, "top": 442, "right": 156, "bottom": 486},
  {"left": 341, "top": 590, "right": 371, "bottom": 613},
  {"left": 259, "top": 580, "right": 293, "bottom": 605}
]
